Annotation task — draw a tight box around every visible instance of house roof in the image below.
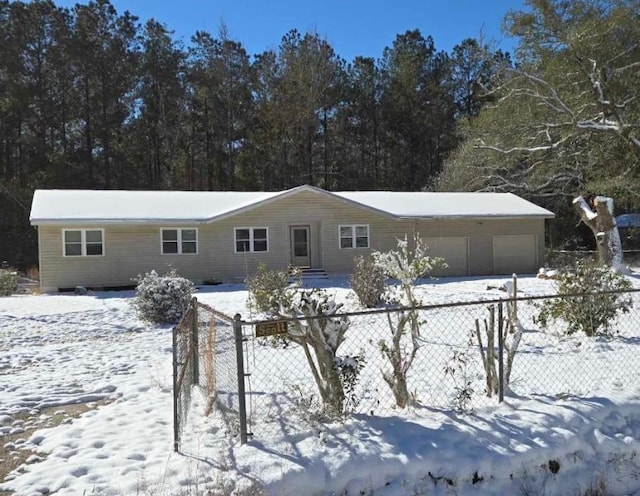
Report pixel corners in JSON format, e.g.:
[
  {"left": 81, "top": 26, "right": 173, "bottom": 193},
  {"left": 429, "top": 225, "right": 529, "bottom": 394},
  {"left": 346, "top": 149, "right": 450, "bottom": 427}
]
[
  {"left": 29, "top": 185, "right": 554, "bottom": 225},
  {"left": 335, "top": 191, "right": 553, "bottom": 218}
]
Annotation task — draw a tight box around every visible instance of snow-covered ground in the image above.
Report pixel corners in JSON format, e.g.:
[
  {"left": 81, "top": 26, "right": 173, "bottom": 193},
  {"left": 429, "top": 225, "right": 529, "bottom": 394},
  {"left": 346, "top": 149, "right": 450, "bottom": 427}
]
[{"left": 2, "top": 275, "right": 640, "bottom": 495}]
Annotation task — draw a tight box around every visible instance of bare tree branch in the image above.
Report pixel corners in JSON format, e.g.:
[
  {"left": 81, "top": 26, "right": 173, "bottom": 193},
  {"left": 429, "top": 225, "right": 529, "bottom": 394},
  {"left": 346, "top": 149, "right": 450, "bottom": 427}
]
[{"left": 474, "top": 134, "right": 571, "bottom": 154}]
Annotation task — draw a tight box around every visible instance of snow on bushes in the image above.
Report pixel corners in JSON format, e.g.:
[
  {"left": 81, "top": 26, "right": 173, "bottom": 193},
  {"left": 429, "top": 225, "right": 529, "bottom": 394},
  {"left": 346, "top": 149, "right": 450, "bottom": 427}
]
[
  {"left": 273, "top": 287, "right": 361, "bottom": 417},
  {"left": 372, "top": 234, "right": 446, "bottom": 408},
  {"left": 132, "top": 269, "right": 195, "bottom": 324},
  {"left": 535, "top": 261, "right": 632, "bottom": 337}
]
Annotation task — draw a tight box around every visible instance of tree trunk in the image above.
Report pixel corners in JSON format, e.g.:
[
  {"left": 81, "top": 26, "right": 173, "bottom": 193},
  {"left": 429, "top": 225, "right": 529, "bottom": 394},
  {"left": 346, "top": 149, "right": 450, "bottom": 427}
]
[{"left": 573, "top": 195, "right": 626, "bottom": 271}]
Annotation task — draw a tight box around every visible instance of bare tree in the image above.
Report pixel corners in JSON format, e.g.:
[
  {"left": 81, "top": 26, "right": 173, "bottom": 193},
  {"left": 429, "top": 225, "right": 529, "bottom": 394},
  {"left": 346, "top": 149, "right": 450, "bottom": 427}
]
[{"left": 438, "top": 0, "right": 640, "bottom": 213}]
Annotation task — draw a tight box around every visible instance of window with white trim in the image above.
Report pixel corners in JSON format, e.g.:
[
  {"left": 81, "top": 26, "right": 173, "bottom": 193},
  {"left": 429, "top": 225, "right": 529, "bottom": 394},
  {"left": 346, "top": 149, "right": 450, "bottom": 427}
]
[
  {"left": 234, "top": 227, "right": 268, "bottom": 253},
  {"left": 339, "top": 225, "right": 369, "bottom": 249},
  {"left": 161, "top": 228, "right": 198, "bottom": 254},
  {"left": 63, "top": 229, "right": 104, "bottom": 257}
]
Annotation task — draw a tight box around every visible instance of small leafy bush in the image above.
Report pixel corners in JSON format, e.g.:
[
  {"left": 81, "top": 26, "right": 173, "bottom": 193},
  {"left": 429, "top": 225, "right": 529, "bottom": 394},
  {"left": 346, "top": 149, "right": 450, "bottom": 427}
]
[
  {"left": 444, "top": 348, "right": 475, "bottom": 412},
  {"left": 132, "top": 269, "right": 194, "bottom": 324},
  {"left": 350, "top": 255, "right": 386, "bottom": 308},
  {"left": 0, "top": 268, "right": 18, "bottom": 296},
  {"left": 247, "top": 262, "right": 296, "bottom": 312},
  {"left": 336, "top": 353, "right": 365, "bottom": 413},
  {"left": 535, "top": 261, "right": 632, "bottom": 337}
]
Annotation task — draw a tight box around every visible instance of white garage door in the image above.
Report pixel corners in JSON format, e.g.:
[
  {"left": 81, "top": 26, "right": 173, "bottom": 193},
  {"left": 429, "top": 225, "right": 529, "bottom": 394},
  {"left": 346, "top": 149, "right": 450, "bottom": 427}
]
[
  {"left": 422, "top": 237, "right": 469, "bottom": 277},
  {"left": 493, "top": 235, "right": 537, "bottom": 275}
]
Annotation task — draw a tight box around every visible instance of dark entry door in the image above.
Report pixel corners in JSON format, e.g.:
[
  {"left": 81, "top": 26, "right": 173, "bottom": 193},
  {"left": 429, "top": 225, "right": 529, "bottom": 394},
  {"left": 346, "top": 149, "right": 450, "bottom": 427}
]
[{"left": 290, "top": 226, "right": 311, "bottom": 267}]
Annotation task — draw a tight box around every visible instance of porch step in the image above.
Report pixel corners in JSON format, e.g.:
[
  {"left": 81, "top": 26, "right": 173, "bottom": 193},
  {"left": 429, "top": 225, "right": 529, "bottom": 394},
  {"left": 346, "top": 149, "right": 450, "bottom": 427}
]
[{"left": 294, "top": 267, "right": 329, "bottom": 279}]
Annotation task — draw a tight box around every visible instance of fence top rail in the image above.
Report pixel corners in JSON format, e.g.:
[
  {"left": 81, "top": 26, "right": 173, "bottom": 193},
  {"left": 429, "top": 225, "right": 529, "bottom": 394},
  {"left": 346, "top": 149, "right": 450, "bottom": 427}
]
[
  {"left": 246, "top": 287, "right": 640, "bottom": 325},
  {"left": 174, "top": 304, "right": 196, "bottom": 331},
  {"left": 550, "top": 249, "right": 640, "bottom": 254},
  {"left": 193, "top": 298, "right": 236, "bottom": 323}
]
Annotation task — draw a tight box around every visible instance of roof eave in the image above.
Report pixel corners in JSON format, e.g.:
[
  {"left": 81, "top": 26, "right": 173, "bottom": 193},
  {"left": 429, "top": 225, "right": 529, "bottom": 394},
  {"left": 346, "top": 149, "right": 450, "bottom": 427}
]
[
  {"left": 398, "top": 213, "right": 555, "bottom": 220},
  {"left": 31, "top": 212, "right": 555, "bottom": 226},
  {"left": 30, "top": 218, "right": 209, "bottom": 226}
]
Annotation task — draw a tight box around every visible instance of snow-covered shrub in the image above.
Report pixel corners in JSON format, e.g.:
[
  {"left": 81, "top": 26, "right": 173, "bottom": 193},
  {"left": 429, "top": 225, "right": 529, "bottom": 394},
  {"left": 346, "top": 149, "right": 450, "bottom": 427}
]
[
  {"left": 132, "top": 269, "right": 195, "bottom": 324},
  {"left": 0, "top": 268, "right": 18, "bottom": 296},
  {"left": 247, "top": 262, "right": 297, "bottom": 312},
  {"left": 372, "top": 234, "right": 446, "bottom": 408},
  {"left": 372, "top": 234, "right": 446, "bottom": 296},
  {"left": 350, "top": 255, "right": 386, "bottom": 308},
  {"left": 275, "top": 288, "right": 352, "bottom": 417},
  {"left": 535, "top": 261, "right": 632, "bottom": 337}
]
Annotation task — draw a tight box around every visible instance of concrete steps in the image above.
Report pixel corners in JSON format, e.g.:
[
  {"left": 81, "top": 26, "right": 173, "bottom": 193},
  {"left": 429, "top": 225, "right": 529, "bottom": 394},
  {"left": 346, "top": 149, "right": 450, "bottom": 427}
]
[{"left": 294, "top": 267, "right": 329, "bottom": 280}]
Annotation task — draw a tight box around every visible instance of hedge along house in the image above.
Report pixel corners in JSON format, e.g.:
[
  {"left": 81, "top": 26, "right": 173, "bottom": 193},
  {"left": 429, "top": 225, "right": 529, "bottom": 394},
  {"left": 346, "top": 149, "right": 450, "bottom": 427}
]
[{"left": 29, "top": 185, "right": 554, "bottom": 292}]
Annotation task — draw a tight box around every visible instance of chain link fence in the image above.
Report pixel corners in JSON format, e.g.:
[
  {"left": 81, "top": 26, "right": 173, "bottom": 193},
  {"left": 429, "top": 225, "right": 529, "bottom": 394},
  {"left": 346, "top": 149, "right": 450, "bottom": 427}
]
[
  {"left": 174, "top": 288, "right": 640, "bottom": 446},
  {"left": 240, "top": 288, "right": 640, "bottom": 440}
]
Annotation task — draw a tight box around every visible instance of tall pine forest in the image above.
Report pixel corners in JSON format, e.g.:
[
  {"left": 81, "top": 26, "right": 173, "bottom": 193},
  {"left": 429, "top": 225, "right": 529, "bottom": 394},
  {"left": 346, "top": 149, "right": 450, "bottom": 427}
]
[{"left": 1, "top": 0, "right": 638, "bottom": 269}]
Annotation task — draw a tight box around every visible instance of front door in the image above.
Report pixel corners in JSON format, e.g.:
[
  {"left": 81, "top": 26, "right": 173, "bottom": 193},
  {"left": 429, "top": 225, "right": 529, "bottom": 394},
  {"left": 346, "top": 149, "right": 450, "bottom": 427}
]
[{"left": 290, "top": 225, "right": 311, "bottom": 267}]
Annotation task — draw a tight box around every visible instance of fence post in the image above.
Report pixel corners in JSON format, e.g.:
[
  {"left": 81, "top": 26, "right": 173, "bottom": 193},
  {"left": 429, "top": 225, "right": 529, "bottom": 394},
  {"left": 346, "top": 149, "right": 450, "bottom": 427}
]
[
  {"left": 172, "top": 325, "right": 179, "bottom": 452},
  {"left": 191, "top": 298, "right": 199, "bottom": 385},
  {"left": 512, "top": 273, "right": 518, "bottom": 323},
  {"left": 498, "top": 300, "right": 504, "bottom": 403},
  {"left": 234, "top": 313, "right": 249, "bottom": 444}
]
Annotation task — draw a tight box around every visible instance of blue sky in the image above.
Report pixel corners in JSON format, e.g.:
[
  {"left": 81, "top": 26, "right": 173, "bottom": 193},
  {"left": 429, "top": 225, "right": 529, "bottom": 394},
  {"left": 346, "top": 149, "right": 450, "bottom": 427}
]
[{"left": 52, "top": 0, "right": 527, "bottom": 61}]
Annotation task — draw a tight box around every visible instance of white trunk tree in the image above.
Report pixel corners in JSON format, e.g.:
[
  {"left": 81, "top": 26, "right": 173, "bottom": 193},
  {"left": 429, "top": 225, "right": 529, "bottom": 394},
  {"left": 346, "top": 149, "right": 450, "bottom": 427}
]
[{"left": 573, "top": 195, "right": 626, "bottom": 272}]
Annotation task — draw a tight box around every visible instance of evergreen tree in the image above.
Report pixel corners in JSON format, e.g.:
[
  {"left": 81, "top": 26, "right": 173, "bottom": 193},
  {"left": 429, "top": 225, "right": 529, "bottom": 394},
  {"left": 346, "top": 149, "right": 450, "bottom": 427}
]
[
  {"left": 69, "top": 0, "right": 138, "bottom": 188},
  {"left": 187, "top": 28, "right": 254, "bottom": 190},
  {"left": 129, "top": 19, "right": 187, "bottom": 189},
  {"left": 337, "top": 57, "right": 383, "bottom": 189},
  {"left": 379, "top": 30, "right": 457, "bottom": 190}
]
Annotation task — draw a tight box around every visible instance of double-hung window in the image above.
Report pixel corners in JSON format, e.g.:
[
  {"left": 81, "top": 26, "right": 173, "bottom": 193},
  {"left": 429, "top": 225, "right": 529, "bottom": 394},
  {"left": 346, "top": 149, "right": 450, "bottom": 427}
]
[
  {"left": 339, "top": 225, "right": 369, "bottom": 249},
  {"left": 234, "top": 227, "right": 268, "bottom": 253},
  {"left": 161, "top": 228, "right": 198, "bottom": 254},
  {"left": 63, "top": 229, "right": 104, "bottom": 257}
]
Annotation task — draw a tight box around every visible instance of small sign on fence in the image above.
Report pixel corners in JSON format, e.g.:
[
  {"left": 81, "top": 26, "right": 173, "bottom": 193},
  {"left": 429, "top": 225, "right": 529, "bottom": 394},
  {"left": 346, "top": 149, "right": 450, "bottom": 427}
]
[{"left": 255, "top": 320, "right": 288, "bottom": 337}]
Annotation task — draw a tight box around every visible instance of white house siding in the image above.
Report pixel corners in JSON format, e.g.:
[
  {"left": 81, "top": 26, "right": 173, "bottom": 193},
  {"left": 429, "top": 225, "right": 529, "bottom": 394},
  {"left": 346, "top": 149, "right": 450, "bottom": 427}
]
[
  {"left": 37, "top": 191, "right": 406, "bottom": 289},
  {"left": 38, "top": 224, "right": 210, "bottom": 291},
  {"left": 200, "top": 190, "right": 413, "bottom": 280}
]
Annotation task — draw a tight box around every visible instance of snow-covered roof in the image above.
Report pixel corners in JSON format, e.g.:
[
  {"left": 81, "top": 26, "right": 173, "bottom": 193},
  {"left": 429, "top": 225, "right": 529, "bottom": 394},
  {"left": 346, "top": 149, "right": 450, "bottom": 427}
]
[
  {"left": 30, "top": 190, "right": 281, "bottom": 225},
  {"left": 335, "top": 191, "right": 554, "bottom": 218},
  {"left": 29, "top": 185, "right": 554, "bottom": 225}
]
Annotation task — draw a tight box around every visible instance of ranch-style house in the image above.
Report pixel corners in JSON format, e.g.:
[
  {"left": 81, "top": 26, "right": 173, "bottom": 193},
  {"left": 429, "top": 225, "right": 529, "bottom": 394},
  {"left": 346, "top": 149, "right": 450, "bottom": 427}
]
[{"left": 29, "top": 185, "right": 554, "bottom": 292}]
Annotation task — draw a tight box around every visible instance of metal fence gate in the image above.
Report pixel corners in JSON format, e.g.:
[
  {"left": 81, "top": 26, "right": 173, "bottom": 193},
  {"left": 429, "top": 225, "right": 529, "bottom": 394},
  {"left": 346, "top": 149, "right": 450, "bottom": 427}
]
[{"left": 172, "top": 298, "right": 247, "bottom": 451}]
